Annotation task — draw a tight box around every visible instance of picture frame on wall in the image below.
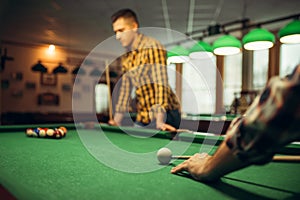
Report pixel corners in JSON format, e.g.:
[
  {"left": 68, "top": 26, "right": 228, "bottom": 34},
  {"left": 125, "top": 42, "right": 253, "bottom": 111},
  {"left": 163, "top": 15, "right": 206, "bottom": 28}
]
[
  {"left": 38, "top": 92, "right": 59, "bottom": 106},
  {"left": 62, "top": 84, "right": 72, "bottom": 92},
  {"left": 11, "top": 72, "right": 23, "bottom": 81},
  {"left": 25, "top": 82, "right": 36, "bottom": 90},
  {"left": 1, "top": 79, "right": 10, "bottom": 89},
  {"left": 11, "top": 90, "right": 23, "bottom": 98},
  {"left": 40, "top": 73, "right": 57, "bottom": 86}
]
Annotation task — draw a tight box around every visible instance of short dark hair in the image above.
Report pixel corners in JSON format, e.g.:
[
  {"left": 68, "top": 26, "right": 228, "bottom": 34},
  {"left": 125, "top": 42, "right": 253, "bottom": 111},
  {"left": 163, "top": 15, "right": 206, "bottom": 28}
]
[{"left": 111, "top": 8, "right": 139, "bottom": 26}]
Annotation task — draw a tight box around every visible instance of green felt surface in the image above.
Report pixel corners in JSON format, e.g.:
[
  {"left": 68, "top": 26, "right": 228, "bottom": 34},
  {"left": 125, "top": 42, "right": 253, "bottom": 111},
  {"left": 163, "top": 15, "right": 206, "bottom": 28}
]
[{"left": 0, "top": 125, "right": 300, "bottom": 200}]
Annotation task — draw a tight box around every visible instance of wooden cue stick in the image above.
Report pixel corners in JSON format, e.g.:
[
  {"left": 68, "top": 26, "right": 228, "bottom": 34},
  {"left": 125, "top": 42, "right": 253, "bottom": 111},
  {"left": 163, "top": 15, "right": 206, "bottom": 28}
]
[
  {"left": 173, "top": 129, "right": 300, "bottom": 162},
  {"left": 172, "top": 156, "right": 191, "bottom": 159},
  {"left": 172, "top": 155, "right": 300, "bottom": 162},
  {"left": 105, "top": 61, "right": 113, "bottom": 121},
  {"left": 272, "top": 155, "right": 300, "bottom": 162}
]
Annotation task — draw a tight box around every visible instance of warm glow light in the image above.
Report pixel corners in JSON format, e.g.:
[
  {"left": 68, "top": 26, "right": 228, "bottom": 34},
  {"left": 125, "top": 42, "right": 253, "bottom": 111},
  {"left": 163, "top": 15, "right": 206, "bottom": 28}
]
[
  {"left": 244, "top": 41, "right": 274, "bottom": 50},
  {"left": 242, "top": 28, "right": 275, "bottom": 50},
  {"left": 189, "top": 51, "right": 214, "bottom": 59},
  {"left": 47, "top": 44, "right": 56, "bottom": 54},
  {"left": 279, "top": 20, "right": 300, "bottom": 44},
  {"left": 213, "top": 47, "right": 240, "bottom": 56},
  {"left": 167, "top": 56, "right": 190, "bottom": 64},
  {"left": 280, "top": 34, "right": 300, "bottom": 44},
  {"left": 212, "top": 35, "right": 241, "bottom": 56}
]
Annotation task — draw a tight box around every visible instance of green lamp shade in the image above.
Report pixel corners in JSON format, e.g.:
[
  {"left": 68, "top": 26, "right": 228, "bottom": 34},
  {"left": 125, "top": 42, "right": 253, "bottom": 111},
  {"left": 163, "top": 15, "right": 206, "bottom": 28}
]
[
  {"left": 31, "top": 61, "right": 48, "bottom": 73},
  {"left": 53, "top": 63, "right": 68, "bottom": 74},
  {"left": 242, "top": 28, "right": 275, "bottom": 50},
  {"left": 167, "top": 45, "right": 189, "bottom": 63},
  {"left": 189, "top": 41, "right": 214, "bottom": 59},
  {"left": 279, "top": 20, "right": 300, "bottom": 44},
  {"left": 212, "top": 35, "right": 241, "bottom": 55}
]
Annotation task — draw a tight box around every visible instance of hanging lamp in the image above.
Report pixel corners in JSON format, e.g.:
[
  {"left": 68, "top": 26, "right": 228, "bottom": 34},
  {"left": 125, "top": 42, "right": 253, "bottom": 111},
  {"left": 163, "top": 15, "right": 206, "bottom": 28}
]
[
  {"left": 213, "top": 35, "right": 241, "bottom": 56},
  {"left": 189, "top": 41, "right": 214, "bottom": 59},
  {"left": 243, "top": 28, "right": 275, "bottom": 50},
  {"left": 167, "top": 45, "right": 189, "bottom": 64},
  {"left": 278, "top": 20, "right": 300, "bottom": 44}
]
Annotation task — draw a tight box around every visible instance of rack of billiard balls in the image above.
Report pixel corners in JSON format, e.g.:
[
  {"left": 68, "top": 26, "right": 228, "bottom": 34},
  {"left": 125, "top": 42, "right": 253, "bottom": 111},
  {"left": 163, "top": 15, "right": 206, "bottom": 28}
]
[{"left": 25, "top": 127, "right": 67, "bottom": 139}]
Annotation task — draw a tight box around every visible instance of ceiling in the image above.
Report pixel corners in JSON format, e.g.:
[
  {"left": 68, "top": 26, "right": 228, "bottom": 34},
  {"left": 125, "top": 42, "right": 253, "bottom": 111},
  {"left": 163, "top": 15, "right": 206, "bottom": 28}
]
[{"left": 1, "top": 0, "right": 300, "bottom": 52}]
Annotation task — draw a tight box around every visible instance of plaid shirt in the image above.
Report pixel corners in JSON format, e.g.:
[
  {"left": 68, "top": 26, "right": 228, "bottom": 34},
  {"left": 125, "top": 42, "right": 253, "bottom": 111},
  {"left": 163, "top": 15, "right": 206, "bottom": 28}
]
[
  {"left": 226, "top": 65, "right": 300, "bottom": 164},
  {"left": 115, "top": 33, "right": 180, "bottom": 124}
]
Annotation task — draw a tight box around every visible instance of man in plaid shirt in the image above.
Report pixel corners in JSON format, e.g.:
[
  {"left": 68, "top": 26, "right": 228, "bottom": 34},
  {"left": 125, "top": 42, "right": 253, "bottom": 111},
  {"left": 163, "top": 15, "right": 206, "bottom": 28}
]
[{"left": 109, "top": 9, "right": 180, "bottom": 131}]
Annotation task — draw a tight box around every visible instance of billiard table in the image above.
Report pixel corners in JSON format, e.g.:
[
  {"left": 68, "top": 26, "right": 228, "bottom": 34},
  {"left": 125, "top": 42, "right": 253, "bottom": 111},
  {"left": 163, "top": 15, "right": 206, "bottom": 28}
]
[
  {"left": 0, "top": 124, "right": 299, "bottom": 199},
  {"left": 121, "top": 113, "right": 238, "bottom": 134},
  {"left": 180, "top": 113, "right": 238, "bottom": 134}
]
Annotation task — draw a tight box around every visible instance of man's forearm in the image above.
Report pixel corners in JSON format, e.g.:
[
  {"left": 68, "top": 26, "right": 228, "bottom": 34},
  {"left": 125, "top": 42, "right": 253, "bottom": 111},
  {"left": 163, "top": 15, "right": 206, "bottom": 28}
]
[
  {"left": 204, "top": 142, "right": 250, "bottom": 180},
  {"left": 170, "top": 141, "right": 250, "bottom": 181},
  {"left": 114, "top": 112, "right": 124, "bottom": 126},
  {"left": 156, "top": 112, "right": 165, "bottom": 128}
]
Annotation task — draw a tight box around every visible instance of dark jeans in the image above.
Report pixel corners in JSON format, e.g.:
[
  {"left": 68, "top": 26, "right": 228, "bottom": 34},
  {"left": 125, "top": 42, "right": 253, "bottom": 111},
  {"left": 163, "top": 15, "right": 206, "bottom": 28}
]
[{"left": 134, "top": 109, "right": 181, "bottom": 129}]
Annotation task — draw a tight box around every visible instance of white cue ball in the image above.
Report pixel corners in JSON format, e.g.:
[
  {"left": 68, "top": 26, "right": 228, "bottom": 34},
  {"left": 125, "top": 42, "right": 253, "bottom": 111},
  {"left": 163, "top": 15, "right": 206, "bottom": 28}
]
[{"left": 157, "top": 147, "right": 172, "bottom": 165}]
